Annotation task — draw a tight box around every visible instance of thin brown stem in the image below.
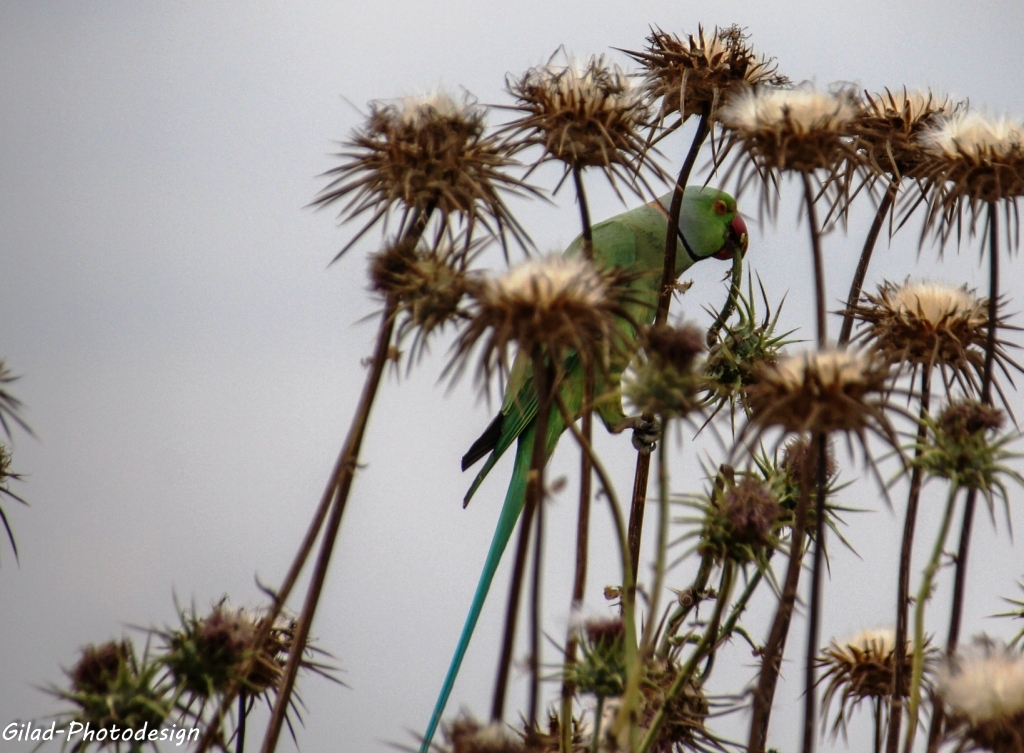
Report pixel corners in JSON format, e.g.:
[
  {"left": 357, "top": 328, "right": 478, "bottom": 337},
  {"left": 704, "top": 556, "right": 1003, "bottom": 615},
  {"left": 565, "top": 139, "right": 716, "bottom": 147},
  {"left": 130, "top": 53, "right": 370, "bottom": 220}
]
[
  {"left": 802, "top": 433, "right": 828, "bottom": 753},
  {"left": 887, "top": 367, "right": 932, "bottom": 753},
  {"left": 747, "top": 443, "right": 815, "bottom": 753},
  {"left": 838, "top": 180, "right": 897, "bottom": 346},
  {"left": 627, "top": 106, "right": 711, "bottom": 591},
  {"left": 492, "top": 348, "right": 552, "bottom": 722},
  {"left": 529, "top": 458, "right": 545, "bottom": 732},
  {"left": 801, "top": 172, "right": 827, "bottom": 348}
]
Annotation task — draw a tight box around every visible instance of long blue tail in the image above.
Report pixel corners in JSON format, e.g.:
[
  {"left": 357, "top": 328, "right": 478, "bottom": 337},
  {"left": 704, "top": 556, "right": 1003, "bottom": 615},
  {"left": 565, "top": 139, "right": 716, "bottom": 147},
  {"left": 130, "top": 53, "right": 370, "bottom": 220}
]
[{"left": 419, "top": 428, "right": 534, "bottom": 751}]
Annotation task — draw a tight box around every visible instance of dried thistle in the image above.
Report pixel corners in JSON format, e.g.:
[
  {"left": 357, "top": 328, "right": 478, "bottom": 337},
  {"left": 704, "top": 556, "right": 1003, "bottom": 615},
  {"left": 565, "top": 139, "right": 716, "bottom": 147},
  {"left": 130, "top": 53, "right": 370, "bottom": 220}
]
[
  {"left": 915, "top": 111, "right": 1024, "bottom": 249},
  {"left": 451, "top": 255, "right": 637, "bottom": 387},
  {"left": 817, "top": 628, "right": 923, "bottom": 737},
  {"left": 313, "top": 90, "right": 533, "bottom": 259},
  {"left": 623, "top": 24, "right": 787, "bottom": 130},
  {"left": 719, "top": 85, "right": 863, "bottom": 219},
  {"left": 50, "top": 640, "right": 171, "bottom": 751},
  {"left": 502, "top": 53, "right": 656, "bottom": 194},
  {"left": 369, "top": 237, "right": 481, "bottom": 363},
  {"left": 439, "top": 716, "right": 525, "bottom": 753},
  {"left": 856, "top": 89, "right": 957, "bottom": 180},
  {"left": 938, "top": 639, "right": 1024, "bottom": 753},
  {"left": 639, "top": 659, "right": 713, "bottom": 753},
  {"left": 846, "top": 280, "right": 1019, "bottom": 399},
  {"left": 622, "top": 324, "right": 705, "bottom": 418},
  {"left": 745, "top": 348, "right": 895, "bottom": 445}
]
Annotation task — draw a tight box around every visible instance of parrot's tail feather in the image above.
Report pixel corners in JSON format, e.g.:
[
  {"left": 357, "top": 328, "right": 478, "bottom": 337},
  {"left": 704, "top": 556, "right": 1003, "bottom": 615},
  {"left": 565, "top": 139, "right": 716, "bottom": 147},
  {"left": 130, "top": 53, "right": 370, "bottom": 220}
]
[
  {"left": 462, "top": 412, "right": 504, "bottom": 471},
  {"left": 420, "top": 429, "right": 533, "bottom": 752}
]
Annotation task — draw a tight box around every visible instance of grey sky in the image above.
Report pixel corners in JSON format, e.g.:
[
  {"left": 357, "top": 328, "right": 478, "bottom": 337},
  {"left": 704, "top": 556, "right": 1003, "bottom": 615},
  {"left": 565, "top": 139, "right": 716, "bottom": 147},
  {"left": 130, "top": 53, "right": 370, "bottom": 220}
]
[{"left": 2, "top": 2, "right": 1024, "bottom": 751}]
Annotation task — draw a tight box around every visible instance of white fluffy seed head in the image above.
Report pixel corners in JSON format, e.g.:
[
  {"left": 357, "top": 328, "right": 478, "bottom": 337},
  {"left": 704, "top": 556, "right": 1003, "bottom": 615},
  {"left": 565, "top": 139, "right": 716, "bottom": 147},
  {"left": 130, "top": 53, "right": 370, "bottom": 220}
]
[
  {"left": 395, "top": 89, "right": 481, "bottom": 127},
  {"left": 486, "top": 255, "right": 608, "bottom": 309},
  {"left": 772, "top": 349, "right": 869, "bottom": 391},
  {"left": 721, "top": 86, "right": 860, "bottom": 135},
  {"left": 522, "top": 57, "right": 649, "bottom": 123},
  {"left": 922, "top": 111, "right": 1024, "bottom": 159},
  {"left": 938, "top": 642, "right": 1024, "bottom": 723},
  {"left": 838, "top": 628, "right": 898, "bottom": 659},
  {"left": 864, "top": 89, "right": 953, "bottom": 124},
  {"left": 892, "top": 282, "right": 982, "bottom": 327}
]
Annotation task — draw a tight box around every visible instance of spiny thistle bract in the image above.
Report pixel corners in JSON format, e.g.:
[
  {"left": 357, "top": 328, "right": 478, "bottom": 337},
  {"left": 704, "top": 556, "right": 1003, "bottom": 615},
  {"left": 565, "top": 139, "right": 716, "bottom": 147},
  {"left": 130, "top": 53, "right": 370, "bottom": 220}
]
[
  {"left": 0, "top": 358, "right": 31, "bottom": 438},
  {"left": 915, "top": 111, "right": 1024, "bottom": 248},
  {"left": 369, "top": 237, "right": 481, "bottom": 363},
  {"left": 998, "top": 581, "right": 1024, "bottom": 649},
  {"left": 718, "top": 85, "right": 863, "bottom": 219},
  {"left": 700, "top": 275, "right": 794, "bottom": 425},
  {"left": 621, "top": 323, "right": 705, "bottom": 418},
  {"left": 855, "top": 89, "right": 957, "bottom": 180},
  {"left": 0, "top": 440, "right": 25, "bottom": 562},
  {"left": 623, "top": 24, "right": 788, "bottom": 130},
  {"left": 451, "top": 255, "right": 637, "bottom": 386},
  {"left": 913, "top": 399, "right": 1023, "bottom": 512},
  {"left": 313, "top": 89, "right": 532, "bottom": 259},
  {"left": 567, "top": 617, "right": 627, "bottom": 699},
  {"left": 745, "top": 348, "right": 896, "bottom": 444},
  {"left": 937, "top": 639, "right": 1024, "bottom": 753},
  {"left": 502, "top": 53, "right": 655, "bottom": 194},
  {"left": 846, "top": 280, "right": 1014, "bottom": 396},
  {"left": 817, "top": 628, "right": 920, "bottom": 737},
  {"left": 51, "top": 640, "right": 171, "bottom": 752},
  {"left": 677, "top": 470, "right": 783, "bottom": 567}
]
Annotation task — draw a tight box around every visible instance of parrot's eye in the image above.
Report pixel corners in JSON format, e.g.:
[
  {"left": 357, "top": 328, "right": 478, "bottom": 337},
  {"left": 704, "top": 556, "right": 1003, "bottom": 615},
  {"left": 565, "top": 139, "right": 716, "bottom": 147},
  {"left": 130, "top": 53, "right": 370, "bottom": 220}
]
[{"left": 713, "top": 199, "right": 728, "bottom": 215}]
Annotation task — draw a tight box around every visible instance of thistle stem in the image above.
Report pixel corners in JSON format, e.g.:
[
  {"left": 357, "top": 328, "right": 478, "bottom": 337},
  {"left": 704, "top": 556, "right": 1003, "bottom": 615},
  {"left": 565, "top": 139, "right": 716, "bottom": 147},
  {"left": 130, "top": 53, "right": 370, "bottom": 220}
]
[
  {"left": 492, "top": 347, "right": 552, "bottom": 722},
  {"left": 626, "top": 105, "right": 711, "bottom": 589},
  {"left": 237, "top": 692, "right": 246, "bottom": 753},
  {"left": 590, "top": 696, "right": 605, "bottom": 753},
  {"left": 802, "top": 432, "right": 829, "bottom": 753},
  {"left": 640, "top": 418, "right": 672, "bottom": 654},
  {"left": 904, "top": 484, "right": 961, "bottom": 753},
  {"left": 636, "top": 561, "right": 736, "bottom": 753},
  {"left": 838, "top": 179, "right": 897, "bottom": 346},
  {"left": 657, "top": 553, "right": 714, "bottom": 659},
  {"left": 747, "top": 443, "right": 815, "bottom": 753},
  {"left": 887, "top": 367, "right": 932, "bottom": 753},
  {"left": 529, "top": 459, "right": 546, "bottom": 732},
  {"left": 801, "top": 171, "right": 827, "bottom": 348},
  {"left": 929, "top": 202, "right": 1000, "bottom": 750}
]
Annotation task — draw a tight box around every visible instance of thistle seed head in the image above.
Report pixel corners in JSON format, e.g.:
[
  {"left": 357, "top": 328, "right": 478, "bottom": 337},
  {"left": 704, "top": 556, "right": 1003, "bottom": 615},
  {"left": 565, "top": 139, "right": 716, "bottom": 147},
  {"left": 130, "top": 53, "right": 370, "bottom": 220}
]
[
  {"left": 916, "top": 111, "right": 1024, "bottom": 248},
  {"left": 939, "top": 639, "right": 1024, "bottom": 752},
  {"left": 622, "top": 324, "right": 705, "bottom": 418},
  {"left": 848, "top": 280, "right": 992, "bottom": 384},
  {"left": 570, "top": 617, "right": 627, "bottom": 699},
  {"left": 314, "top": 89, "right": 530, "bottom": 258},
  {"left": 746, "top": 348, "right": 893, "bottom": 438},
  {"left": 780, "top": 435, "right": 839, "bottom": 485},
  {"left": 502, "top": 53, "right": 654, "bottom": 189},
  {"left": 915, "top": 399, "right": 1015, "bottom": 492},
  {"left": 453, "top": 255, "right": 635, "bottom": 385},
  {"left": 818, "top": 628, "right": 919, "bottom": 737},
  {"left": 71, "top": 641, "right": 132, "bottom": 696},
  {"left": 643, "top": 323, "right": 706, "bottom": 373},
  {"left": 720, "top": 85, "right": 862, "bottom": 173},
  {"left": 856, "top": 89, "right": 957, "bottom": 178},
  {"left": 624, "top": 25, "right": 787, "bottom": 128},
  {"left": 443, "top": 717, "right": 525, "bottom": 753},
  {"left": 640, "top": 660, "right": 710, "bottom": 752}
]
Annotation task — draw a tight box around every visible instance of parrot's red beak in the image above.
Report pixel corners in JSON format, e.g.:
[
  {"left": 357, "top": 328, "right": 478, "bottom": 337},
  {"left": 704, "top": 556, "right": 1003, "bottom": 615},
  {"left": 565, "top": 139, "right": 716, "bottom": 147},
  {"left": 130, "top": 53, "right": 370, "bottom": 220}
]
[{"left": 714, "top": 215, "right": 749, "bottom": 260}]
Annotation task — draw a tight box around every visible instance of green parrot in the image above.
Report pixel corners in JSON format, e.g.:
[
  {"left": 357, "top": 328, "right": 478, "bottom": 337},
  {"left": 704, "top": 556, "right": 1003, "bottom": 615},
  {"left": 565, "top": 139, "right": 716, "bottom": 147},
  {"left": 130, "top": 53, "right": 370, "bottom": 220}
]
[{"left": 420, "top": 186, "right": 748, "bottom": 750}]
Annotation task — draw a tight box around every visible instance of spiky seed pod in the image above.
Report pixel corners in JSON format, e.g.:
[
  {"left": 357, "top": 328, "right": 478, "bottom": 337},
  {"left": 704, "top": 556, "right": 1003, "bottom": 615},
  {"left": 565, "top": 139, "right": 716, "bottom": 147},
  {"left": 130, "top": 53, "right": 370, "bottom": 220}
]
[
  {"left": 855, "top": 89, "right": 957, "bottom": 179},
  {"left": 53, "top": 640, "right": 170, "bottom": 746},
  {"left": 442, "top": 716, "right": 525, "bottom": 753},
  {"left": 780, "top": 435, "right": 839, "bottom": 486},
  {"left": 313, "top": 90, "right": 532, "bottom": 258},
  {"left": 701, "top": 275, "right": 794, "bottom": 424},
  {"left": 690, "top": 475, "right": 783, "bottom": 565},
  {"left": 502, "top": 54, "right": 655, "bottom": 191},
  {"left": 369, "top": 238, "right": 480, "bottom": 362},
  {"left": 452, "top": 255, "right": 636, "bottom": 386},
  {"left": 847, "top": 280, "right": 1012, "bottom": 395},
  {"left": 938, "top": 639, "right": 1024, "bottom": 753},
  {"left": 916, "top": 111, "right": 1024, "bottom": 248},
  {"left": 818, "top": 628, "right": 921, "bottom": 736},
  {"left": 623, "top": 24, "right": 788, "bottom": 129},
  {"left": 745, "top": 348, "right": 895, "bottom": 444},
  {"left": 640, "top": 660, "right": 712, "bottom": 752},
  {"left": 569, "top": 618, "right": 627, "bottom": 699},
  {"left": 622, "top": 324, "right": 705, "bottom": 418},
  {"left": 914, "top": 399, "right": 1022, "bottom": 503}
]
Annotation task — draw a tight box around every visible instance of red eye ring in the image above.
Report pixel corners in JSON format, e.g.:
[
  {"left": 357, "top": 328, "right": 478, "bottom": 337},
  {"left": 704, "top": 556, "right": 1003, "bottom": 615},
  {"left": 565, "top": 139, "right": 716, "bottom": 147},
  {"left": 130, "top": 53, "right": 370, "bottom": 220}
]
[{"left": 713, "top": 199, "right": 728, "bottom": 215}]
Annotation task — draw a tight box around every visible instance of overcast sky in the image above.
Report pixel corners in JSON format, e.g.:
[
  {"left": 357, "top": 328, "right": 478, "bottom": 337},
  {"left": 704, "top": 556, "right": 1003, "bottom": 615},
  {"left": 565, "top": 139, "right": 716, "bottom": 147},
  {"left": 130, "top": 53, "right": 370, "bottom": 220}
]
[{"left": 3, "top": 2, "right": 1024, "bottom": 752}]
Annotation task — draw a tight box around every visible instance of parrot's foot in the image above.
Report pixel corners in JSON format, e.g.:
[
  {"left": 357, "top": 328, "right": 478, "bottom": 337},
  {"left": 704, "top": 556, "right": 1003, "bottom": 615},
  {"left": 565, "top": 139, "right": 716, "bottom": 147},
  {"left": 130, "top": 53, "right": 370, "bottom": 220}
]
[{"left": 630, "top": 416, "right": 661, "bottom": 454}]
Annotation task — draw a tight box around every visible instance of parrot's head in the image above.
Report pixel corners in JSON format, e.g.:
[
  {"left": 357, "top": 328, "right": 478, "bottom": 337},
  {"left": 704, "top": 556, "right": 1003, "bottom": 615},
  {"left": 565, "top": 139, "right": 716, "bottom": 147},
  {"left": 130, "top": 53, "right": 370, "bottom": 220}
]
[{"left": 664, "top": 187, "right": 748, "bottom": 264}]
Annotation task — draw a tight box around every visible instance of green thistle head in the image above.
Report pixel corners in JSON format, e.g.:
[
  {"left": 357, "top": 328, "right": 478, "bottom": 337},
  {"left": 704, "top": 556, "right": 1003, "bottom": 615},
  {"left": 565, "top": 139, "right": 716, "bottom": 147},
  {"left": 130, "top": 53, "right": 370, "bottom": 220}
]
[
  {"left": 567, "top": 617, "right": 628, "bottom": 699},
  {"left": 622, "top": 324, "right": 705, "bottom": 418}
]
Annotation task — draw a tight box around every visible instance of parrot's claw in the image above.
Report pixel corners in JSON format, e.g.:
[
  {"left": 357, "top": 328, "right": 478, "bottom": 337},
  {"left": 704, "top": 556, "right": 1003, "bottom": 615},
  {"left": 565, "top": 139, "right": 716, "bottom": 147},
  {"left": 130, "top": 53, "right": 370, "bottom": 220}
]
[{"left": 631, "top": 416, "right": 661, "bottom": 454}]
